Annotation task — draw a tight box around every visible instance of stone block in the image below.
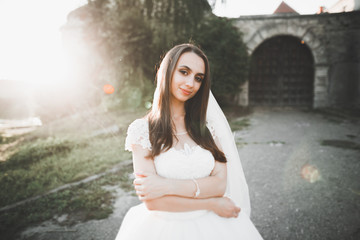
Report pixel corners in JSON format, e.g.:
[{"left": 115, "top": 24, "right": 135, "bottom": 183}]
[
  {"left": 315, "top": 66, "right": 329, "bottom": 77},
  {"left": 314, "top": 76, "right": 328, "bottom": 87},
  {"left": 247, "top": 41, "right": 258, "bottom": 52},
  {"left": 314, "top": 99, "right": 329, "bottom": 108},
  {"left": 248, "top": 32, "right": 264, "bottom": 47},
  {"left": 262, "top": 25, "right": 282, "bottom": 39},
  {"left": 314, "top": 85, "right": 327, "bottom": 93},
  {"left": 287, "top": 24, "right": 306, "bottom": 37}
]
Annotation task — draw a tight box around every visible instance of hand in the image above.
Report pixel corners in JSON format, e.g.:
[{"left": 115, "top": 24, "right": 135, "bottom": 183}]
[
  {"left": 133, "top": 172, "right": 170, "bottom": 201},
  {"left": 210, "top": 197, "right": 241, "bottom": 218}
]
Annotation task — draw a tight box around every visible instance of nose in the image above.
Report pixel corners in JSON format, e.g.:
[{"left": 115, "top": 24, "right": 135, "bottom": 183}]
[{"left": 185, "top": 76, "right": 194, "bottom": 88}]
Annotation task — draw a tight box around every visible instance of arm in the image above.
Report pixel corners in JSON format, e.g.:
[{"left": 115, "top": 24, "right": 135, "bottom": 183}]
[
  {"left": 134, "top": 161, "right": 226, "bottom": 199},
  {"left": 145, "top": 195, "right": 213, "bottom": 211},
  {"left": 133, "top": 137, "right": 227, "bottom": 200},
  {"left": 130, "top": 144, "right": 239, "bottom": 218},
  {"left": 145, "top": 195, "right": 240, "bottom": 218},
  {"left": 170, "top": 160, "right": 226, "bottom": 198}
]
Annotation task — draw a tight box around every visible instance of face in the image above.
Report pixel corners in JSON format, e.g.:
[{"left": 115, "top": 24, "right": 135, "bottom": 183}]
[{"left": 170, "top": 52, "right": 205, "bottom": 104}]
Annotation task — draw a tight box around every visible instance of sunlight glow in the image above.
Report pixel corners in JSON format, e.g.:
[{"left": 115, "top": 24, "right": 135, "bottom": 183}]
[
  {"left": 301, "top": 164, "right": 321, "bottom": 183},
  {"left": 103, "top": 84, "right": 115, "bottom": 95},
  {"left": 0, "top": 0, "right": 86, "bottom": 85}
]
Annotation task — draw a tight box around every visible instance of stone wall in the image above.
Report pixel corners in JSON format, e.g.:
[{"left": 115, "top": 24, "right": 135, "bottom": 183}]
[{"left": 233, "top": 11, "right": 360, "bottom": 108}]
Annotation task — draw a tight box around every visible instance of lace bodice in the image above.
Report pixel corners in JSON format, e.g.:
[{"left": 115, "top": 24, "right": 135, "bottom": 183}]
[{"left": 125, "top": 118, "right": 216, "bottom": 179}]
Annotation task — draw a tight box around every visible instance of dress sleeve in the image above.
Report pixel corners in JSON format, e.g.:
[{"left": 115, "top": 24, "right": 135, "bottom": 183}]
[{"left": 125, "top": 118, "right": 152, "bottom": 152}]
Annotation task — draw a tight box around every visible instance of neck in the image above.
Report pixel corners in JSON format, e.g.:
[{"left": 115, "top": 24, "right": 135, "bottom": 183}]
[{"left": 170, "top": 98, "right": 186, "bottom": 119}]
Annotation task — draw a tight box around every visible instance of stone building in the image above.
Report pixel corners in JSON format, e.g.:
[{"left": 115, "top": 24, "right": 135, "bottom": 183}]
[{"left": 234, "top": 1, "right": 360, "bottom": 109}]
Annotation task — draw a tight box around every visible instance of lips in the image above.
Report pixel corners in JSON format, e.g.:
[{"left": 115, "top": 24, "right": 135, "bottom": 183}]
[{"left": 180, "top": 88, "right": 192, "bottom": 95}]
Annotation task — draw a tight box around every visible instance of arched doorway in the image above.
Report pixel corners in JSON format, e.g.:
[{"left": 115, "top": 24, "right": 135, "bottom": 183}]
[{"left": 249, "top": 35, "right": 314, "bottom": 107}]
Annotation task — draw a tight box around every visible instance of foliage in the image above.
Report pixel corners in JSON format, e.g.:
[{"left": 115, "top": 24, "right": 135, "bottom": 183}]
[
  {"left": 2, "top": 137, "right": 76, "bottom": 169},
  {"left": 229, "top": 118, "right": 250, "bottom": 131},
  {"left": 69, "top": 0, "right": 248, "bottom": 108},
  {"left": 0, "top": 107, "right": 144, "bottom": 207},
  {"left": 194, "top": 17, "right": 249, "bottom": 101},
  {"left": 0, "top": 106, "right": 143, "bottom": 238},
  {"left": 0, "top": 165, "right": 134, "bottom": 239}
]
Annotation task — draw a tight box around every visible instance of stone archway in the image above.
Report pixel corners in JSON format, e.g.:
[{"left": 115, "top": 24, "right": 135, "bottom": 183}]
[
  {"left": 249, "top": 35, "right": 314, "bottom": 107},
  {"left": 234, "top": 19, "right": 331, "bottom": 108}
]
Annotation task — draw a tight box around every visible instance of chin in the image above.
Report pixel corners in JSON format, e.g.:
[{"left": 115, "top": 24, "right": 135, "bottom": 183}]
[{"left": 173, "top": 96, "right": 190, "bottom": 103}]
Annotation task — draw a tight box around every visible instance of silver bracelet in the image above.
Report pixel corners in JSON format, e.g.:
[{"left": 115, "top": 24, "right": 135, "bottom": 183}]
[{"left": 191, "top": 178, "right": 200, "bottom": 198}]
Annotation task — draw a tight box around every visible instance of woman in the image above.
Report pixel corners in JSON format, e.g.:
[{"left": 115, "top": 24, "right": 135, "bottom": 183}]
[{"left": 115, "top": 43, "right": 263, "bottom": 239}]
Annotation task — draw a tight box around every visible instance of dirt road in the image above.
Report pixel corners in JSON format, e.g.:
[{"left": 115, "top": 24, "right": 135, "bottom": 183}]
[
  {"left": 238, "top": 108, "right": 360, "bottom": 239},
  {"left": 21, "top": 108, "right": 360, "bottom": 240}
]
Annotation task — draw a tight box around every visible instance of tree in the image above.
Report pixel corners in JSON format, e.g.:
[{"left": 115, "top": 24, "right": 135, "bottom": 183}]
[
  {"left": 65, "top": 0, "right": 249, "bottom": 108},
  {"left": 194, "top": 17, "right": 249, "bottom": 102}
]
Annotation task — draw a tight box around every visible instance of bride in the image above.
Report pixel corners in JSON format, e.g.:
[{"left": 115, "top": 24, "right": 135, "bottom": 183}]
[{"left": 115, "top": 43, "right": 263, "bottom": 239}]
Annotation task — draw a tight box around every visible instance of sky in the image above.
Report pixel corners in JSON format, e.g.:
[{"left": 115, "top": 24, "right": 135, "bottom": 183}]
[
  {"left": 214, "top": 0, "right": 339, "bottom": 17},
  {"left": 214, "top": 0, "right": 340, "bottom": 17},
  {"left": 0, "top": 0, "right": 86, "bottom": 83},
  {"left": 0, "top": 0, "right": 341, "bottom": 83}
]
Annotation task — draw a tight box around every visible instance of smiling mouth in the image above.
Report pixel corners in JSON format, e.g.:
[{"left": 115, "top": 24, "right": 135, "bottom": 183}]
[{"left": 180, "top": 88, "right": 192, "bottom": 95}]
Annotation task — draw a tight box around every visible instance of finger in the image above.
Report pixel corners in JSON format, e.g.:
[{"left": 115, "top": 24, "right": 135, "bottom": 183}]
[
  {"left": 134, "top": 172, "right": 147, "bottom": 178},
  {"left": 134, "top": 185, "right": 143, "bottom": 191},
  {"left": 138, "top": 195, "right": 146, "bottom": 201},
  {"left": 133, "top": 178, "right": 143, "bottom": 185}
]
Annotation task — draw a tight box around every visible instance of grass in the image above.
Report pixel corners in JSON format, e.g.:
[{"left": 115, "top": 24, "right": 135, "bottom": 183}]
[
  {"left": 0, "top": 106, "right": 145, "bottom": 238},
  {"left": 0, "top": 161, "right": 135, "bottom": 239},
  {"left": 0, "top": 135, "right": 18, "bottom": 144},
  {"left": 229, "top": 117, "right": 251, "bottom": 148},
  {"left": 0, "top": 135, "right": 131, "bottom": 207},
  {"left": 0, "top": 107, "right": 145, "bottom": 207},
  {"left": 229, "top": 118, "right": 251, "bottom": 131},
  {"left": 320, "top": 139, "right": 360, "bottom": 151}
]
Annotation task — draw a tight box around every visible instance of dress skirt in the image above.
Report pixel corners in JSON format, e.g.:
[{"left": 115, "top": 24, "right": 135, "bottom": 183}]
[{"left": 115, "top": 203, "right": 263, "bottom": 240}]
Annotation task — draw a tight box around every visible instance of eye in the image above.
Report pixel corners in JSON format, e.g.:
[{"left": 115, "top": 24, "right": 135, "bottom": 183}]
[
  {"left": 179, "top": 70, "right": 188, "bottom": 75},
  {"left": 195, "top": 76, "right": 203, "bottom": 82}
]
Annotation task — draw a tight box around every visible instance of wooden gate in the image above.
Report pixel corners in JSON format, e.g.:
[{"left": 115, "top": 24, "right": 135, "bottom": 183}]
[{"left": 249, "top": 35, "right": 314, "bottom": 107}]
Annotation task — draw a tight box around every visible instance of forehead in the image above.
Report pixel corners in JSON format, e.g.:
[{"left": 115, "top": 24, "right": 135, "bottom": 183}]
[{"left": 176, "top": 52, "right": 205, "bottom": 74}]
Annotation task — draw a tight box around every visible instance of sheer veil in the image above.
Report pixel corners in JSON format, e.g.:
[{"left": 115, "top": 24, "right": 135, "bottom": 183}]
[{"left": 206, "top": 91, "right": 251, "bottom": 217}]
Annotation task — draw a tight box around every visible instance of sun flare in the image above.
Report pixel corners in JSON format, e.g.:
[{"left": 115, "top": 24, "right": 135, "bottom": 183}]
[{"left": 0, "top": 0, "right": 86, "bottom": 86}]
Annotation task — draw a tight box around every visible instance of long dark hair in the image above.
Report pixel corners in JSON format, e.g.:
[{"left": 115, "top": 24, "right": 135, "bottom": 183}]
[{"left": 147, "top": 43, "right": 226, "bottom": 163}]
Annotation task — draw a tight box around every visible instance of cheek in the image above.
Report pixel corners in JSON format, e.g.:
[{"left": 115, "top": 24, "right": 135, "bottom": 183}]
[
  {"left": 171, "top": 74, "right": 181, "bottom": 88},
  {"left": 193, "top": 82, "right": 202, "bottom": 95},
  {"left": 170, "top": 76, "right": 179, "bottom": 93}
]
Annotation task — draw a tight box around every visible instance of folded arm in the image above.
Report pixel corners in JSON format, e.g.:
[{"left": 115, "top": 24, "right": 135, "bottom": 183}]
[
  {"left": 144, "top": 195, "right": 239, "bottom": 218},
  {"left": 130, "top": 144, "right": 239, "bottom": 218},
  {"left": 131, "top": 144, "right": 227, "bottom": 200}
]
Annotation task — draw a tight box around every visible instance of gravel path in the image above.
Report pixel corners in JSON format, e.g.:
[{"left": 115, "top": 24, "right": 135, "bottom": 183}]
[
  {"left": 239, "top": 108, "right": 360, "bottom": 240},
  {"left": 20, "top": 108, "right": 360, "bottom": 240}
]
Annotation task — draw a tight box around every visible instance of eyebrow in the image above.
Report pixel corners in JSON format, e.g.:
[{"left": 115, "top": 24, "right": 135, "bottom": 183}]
[{"left": 179, "top": 65, "right": 205, "bottom": 76}]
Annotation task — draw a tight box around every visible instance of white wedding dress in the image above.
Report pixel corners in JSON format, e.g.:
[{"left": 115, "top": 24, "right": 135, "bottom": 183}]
[{"left": 115, "top": 118, "right": 263, "bottom": 240}]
